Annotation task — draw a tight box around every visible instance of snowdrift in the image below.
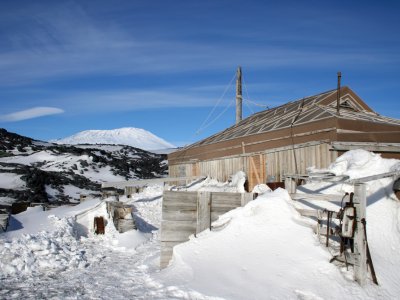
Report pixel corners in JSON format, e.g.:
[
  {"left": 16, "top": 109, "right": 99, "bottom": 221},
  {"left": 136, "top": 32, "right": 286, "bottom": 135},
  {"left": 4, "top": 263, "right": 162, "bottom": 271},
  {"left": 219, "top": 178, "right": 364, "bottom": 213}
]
[
  {"left": 159, "top": 150, "right": 400, "bottom": 299},
  {"left": 0, "top": 198, "right": 149, "bottom": 278}
]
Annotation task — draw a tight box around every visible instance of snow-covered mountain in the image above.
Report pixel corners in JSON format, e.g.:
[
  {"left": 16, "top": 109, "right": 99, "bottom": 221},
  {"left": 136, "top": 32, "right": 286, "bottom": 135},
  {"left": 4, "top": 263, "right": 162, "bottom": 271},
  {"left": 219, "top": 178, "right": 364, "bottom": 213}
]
[
  {"left": 51, "top": 127, "right": 175, "bottom": 151},
  {"left": 0, "top": 128, "right": 168, "bottom": 205}
]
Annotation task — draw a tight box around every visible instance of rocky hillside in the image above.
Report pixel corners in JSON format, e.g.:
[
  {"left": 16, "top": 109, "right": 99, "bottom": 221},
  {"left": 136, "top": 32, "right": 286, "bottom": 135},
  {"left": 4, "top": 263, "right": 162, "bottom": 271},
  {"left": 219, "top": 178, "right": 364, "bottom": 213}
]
[{"left": 0, "top": 128, "right": 168, "bottom": 206}]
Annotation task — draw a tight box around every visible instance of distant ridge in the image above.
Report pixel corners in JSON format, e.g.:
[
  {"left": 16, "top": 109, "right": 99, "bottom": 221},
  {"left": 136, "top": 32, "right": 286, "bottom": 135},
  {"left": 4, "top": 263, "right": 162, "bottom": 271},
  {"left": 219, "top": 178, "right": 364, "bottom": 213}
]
[{"left": 51, "top": 127, "right": 175, "bottom": 151}]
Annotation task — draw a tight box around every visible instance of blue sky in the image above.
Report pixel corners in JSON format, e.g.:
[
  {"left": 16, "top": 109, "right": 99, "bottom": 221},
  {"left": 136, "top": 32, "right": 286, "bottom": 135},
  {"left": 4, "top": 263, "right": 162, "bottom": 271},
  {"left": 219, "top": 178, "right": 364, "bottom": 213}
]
[{"left": 0, "top": 0, "right": 399, "bottom": 147}]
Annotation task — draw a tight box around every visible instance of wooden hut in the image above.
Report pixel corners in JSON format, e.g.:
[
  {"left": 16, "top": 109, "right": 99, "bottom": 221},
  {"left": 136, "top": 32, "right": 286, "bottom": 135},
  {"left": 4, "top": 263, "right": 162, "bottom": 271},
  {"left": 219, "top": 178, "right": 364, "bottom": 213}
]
[{"left": 168, "top": 86, "right": 400, "bottom": 191}]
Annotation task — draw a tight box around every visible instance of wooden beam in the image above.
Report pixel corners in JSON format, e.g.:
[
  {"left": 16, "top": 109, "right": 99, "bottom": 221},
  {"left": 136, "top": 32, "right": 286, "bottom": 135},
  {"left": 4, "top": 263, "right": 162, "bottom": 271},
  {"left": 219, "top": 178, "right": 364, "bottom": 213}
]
[
  {"left": 353, "top": 183, "right": 367, "bottom": 286},
  {"left": 291, "top": 193, "right": 344, "bottom": 202},
  {"left": 350, "top": 170, "right": 400, "bottom": 184},
  {"left": 331, "top": 141, "right": 400, "bottom": 153},
  {"left": 197, "top": 191, "right": 211, "bottom": 234},
  {"left": 296, "top": 208, "right": 338, "bottom": 219},
  {"left": 101, "top": 176, "right": 206, "bottom": 189}
]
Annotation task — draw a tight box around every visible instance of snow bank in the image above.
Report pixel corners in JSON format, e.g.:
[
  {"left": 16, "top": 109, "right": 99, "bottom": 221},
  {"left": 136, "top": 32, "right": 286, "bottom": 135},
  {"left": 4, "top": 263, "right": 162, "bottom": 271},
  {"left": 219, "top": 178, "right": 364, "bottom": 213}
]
[
  {"left": 159, "top": 189, "right": 370, "bottom": 299},
  {"left": 0, "top": 215, "right": 87, "bottom": 277},
  {"left": 159, "top": 150, "right": 400, "bottom": 299},
  {"left": 0, "top": 197, "right": 151, "bottom": 280},
  {"left": 183, "top": 171, "right": 247, "bottom": 193},
  {"left": 329, "top": 149, "right": 399, "bottom": 179}
]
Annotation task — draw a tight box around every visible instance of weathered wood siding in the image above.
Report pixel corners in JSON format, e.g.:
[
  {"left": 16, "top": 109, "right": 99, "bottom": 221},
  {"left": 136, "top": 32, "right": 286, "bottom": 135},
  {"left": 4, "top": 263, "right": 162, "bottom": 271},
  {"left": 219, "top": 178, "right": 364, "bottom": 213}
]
[
  {"left": 169, "top": 156, "right": 245, "bottom": 182},
  {"left": 248, "top": 154, "right": 266, "bottom": 190},
  {"left": 169, "top": 142, "right": 337, "bottom": 190},
  {"left": 160, "top": 190, "right": 253, "bottom": 268},
  {"left": 265, "top": 143, "right": 338, "bottom": 181}
]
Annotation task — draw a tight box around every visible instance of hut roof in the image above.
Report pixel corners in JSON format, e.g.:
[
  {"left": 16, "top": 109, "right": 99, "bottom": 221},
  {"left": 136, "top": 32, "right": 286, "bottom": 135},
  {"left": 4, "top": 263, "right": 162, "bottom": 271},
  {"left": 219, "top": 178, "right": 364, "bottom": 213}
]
[
  {"left": 169, "top": 86, "right": 400, "bottom": 165},
  {"left": 186, "top": 86, "right": 400, "bottom": 149}
]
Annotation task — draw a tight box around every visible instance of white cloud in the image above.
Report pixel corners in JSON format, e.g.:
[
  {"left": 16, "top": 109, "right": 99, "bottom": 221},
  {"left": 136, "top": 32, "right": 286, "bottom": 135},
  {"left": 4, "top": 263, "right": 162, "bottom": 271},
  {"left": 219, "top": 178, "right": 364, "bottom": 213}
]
[
  {"left": 0, "top": 107, "right": 64, "bottom": 122},
  {"left": 0, "top": 2, "right": 398, "bottom": 87}
]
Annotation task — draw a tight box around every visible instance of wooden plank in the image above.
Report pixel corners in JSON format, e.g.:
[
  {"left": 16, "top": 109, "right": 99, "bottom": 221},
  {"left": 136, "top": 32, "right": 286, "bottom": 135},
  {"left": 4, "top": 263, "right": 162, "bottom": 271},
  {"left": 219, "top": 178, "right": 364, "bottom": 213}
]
[
  {"left": 297, "top": 209, "right": 338, "bottom": 219},
  {"left": 211, "top": 193, "right": 242, "bottom": 206},
  {"left": 249, "top": 155, "right": 261, "bottom": 190},
  {"left": 211, "top": 206, "right": 240, "bottom": 214},
  {"left": 102, "top": 176, "right": 206, "bottom": 188},
  {"left": 331, "top": 141, "right": 400, "bottom": 153},
  {"left": 160, "top": 220, "right": 196, "bottom": 241},
  {"left": 160, "top": 241, "right": 181, "bottom": 268},
  {"left": 211, "top": 193, "right": 242, "bottom": 201},
  {"left": 297, "top": 209, "right": 318, "bottom": 217},
  {"left": 291, "top": 193, "right": 344, "bottom": 202},
  {"left": 211, "top": 211, "right": 222, "bottom": 222},
  {"left": 197, "top": 191, "right": 211, "bottom": 234},
  {"left": 162, "top": 209, "right": 196, "bottom": 221},
  {"left": 350, "top": 170, "right": 400, "bottom": 184},
  {"left": 163, "top": 190, "right": 198, "bottom": 200},
  {"left": 285, "top": 177, "right": 297, "bottom": 194},
  {"left": 241, "top": 193, "right": 254, "bottom": 206},
  {"left": 212, "top": 199, "right": 242, "bottom": 207},
  {"left": 163, "top": 198, "right": 197, "bottom": 207},
  {"left": 160, "top": 190, "right": 255, "bottom": 268},
  {"left": 162, "top": 191, "right": 197, "bottom": 210},
  {"left": 353, "top": 183, "right": 367, "bottom": 286},
  {"left": 162, "top": 203, "right": 197, "bottom": 211}
]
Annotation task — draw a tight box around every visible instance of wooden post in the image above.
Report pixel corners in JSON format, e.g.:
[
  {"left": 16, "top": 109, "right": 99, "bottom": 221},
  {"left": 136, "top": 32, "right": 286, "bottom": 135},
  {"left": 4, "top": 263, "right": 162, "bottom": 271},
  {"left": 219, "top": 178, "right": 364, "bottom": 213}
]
[
  {"left": 337, "top": 72, "right": 342, "bottom": 115},
  {"left": 353, "top": 183, "right": 367, "bottom": 285},
  {"left": 196, "top": 191, "right": 211, "bottom": 234},
  {"left": 241, "top": 193, "right": 254, "bottom": 206},
  {"left": 236, "top": 66, "right": 242, "bottom": 125},
  {"left": 285, "top": 176, "right": 296, "bottom": 194}
]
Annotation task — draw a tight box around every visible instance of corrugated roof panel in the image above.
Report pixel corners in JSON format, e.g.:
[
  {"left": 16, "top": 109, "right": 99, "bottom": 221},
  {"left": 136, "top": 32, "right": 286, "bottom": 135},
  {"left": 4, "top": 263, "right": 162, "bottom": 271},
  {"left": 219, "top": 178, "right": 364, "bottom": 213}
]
[{"left": 185, "top": 87, "right": 399, "bottom": 148}]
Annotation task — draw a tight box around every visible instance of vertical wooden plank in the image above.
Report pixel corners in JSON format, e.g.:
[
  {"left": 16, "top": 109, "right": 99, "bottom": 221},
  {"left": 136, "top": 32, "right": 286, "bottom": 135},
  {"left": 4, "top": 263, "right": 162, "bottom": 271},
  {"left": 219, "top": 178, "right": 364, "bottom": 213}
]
[
  {"left": 197, "top": 191, "right": 211, "bottom": 234},
  {"left": 353, "top": 183, "right": 367, "bottom": 286},
  {"left": 241, "top": 193, "right": 254, "bottom": 206},
  {"left": 285, "top": 176, "right": 296, "bottom": 194}
]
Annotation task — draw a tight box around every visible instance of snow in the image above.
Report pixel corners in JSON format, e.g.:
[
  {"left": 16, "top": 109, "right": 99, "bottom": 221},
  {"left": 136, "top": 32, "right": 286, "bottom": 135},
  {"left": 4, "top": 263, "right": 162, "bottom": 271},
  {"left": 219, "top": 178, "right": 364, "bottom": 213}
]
[
  {"left": 51, "top": 127, "right": 175, "bottom": 151},
  {"left": 0, "top": 150, "right": 56, "bottom": 165},
  {"left": 0, "top": 149, "right": 128, "bottom": 184},
  {"left": 1, "top": 149, "right": 400, "bottom": 299},
  {"left": 328, "top": 149, "right": 399, "bottom": 179},
  {"left": 0, "top": 173, "right": 25, "bottom": 190},
  {"left": 158, "top": 150, "right": 400, "bottom": 299},
  {"left": 1, "top": 215, "right": 88, "bottom": 277}
]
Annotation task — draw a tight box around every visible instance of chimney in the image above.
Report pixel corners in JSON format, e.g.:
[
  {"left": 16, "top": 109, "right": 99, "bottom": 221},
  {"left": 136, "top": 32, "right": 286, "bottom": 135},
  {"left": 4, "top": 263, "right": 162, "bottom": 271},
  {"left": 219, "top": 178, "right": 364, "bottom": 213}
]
[
  {"left": 236, "top": 66, "right": 242, "bottom": 124},
  {"left": 337, "top": 71, "right": 342, "bottom": 115}
]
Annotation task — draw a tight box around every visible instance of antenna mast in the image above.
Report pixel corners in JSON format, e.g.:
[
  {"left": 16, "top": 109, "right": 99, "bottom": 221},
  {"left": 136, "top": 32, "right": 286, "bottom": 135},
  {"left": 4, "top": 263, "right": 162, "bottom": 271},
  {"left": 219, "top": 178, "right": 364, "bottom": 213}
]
[
  {"left": 236, "top": 66, "right": 242, "bottom": 124},
  {"left": 337, "top": 71, "right": 342, "bottom": 115}
]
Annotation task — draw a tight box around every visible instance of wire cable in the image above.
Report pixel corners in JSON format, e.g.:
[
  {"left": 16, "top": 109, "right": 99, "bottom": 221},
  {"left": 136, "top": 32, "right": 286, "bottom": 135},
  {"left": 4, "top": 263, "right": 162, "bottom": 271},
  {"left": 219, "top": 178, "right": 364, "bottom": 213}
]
[
  {"left": 196, "top": 72, "right": 236, "bottom": 134},
  {"left": 196, "top": 98, "right": 236, "bottom": 134},
  {"left": 242, "top": 75, "right": 255, "bottom": 115},
  {"left": 196, "top": 73, "right": 236, "bottom": 135}
]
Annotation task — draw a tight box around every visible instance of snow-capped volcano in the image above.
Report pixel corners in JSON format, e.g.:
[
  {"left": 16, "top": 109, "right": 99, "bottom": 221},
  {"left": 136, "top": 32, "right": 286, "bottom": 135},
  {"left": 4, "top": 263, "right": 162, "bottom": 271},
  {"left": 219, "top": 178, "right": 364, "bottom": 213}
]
[{"left": 51, "top": 127, "right": 175, "bottom": 150}]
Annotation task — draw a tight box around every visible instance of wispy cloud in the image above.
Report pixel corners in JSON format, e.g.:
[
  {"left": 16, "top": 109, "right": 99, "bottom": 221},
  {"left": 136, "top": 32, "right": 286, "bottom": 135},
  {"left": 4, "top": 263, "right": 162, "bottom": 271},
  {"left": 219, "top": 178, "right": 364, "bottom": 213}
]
[
  {"left": 0, "top": 107, "right": 64, "bottom": 122},
  {"left": 0, "top": 1, "right": 398, "bottom": 87}
]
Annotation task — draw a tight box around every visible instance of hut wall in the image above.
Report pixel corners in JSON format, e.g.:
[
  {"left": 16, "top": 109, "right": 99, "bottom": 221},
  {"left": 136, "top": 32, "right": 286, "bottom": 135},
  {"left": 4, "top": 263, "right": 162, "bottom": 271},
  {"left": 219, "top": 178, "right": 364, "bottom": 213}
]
[
  {"left": 169, "top": 142, "right": 337, "bottom": 190},
  {"left": 169, "top": 156, "right": 245, "bottom": 183},
  {"left": 265, "top": 142, "right": 337, "bottom": 181},
  {"left": 198, "top": 156, "right": 245, "bottom": 182}
]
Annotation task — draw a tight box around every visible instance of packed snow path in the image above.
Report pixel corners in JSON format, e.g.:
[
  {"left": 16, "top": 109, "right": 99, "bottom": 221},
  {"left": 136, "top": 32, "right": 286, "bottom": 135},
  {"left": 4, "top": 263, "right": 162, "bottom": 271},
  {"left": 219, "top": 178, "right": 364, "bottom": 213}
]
[
  {"left": 0, "top": 237, "right": 161, "bottom": 299},
  {"left": 0, "top": 186, "right": 214, "bottom": 300}
]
